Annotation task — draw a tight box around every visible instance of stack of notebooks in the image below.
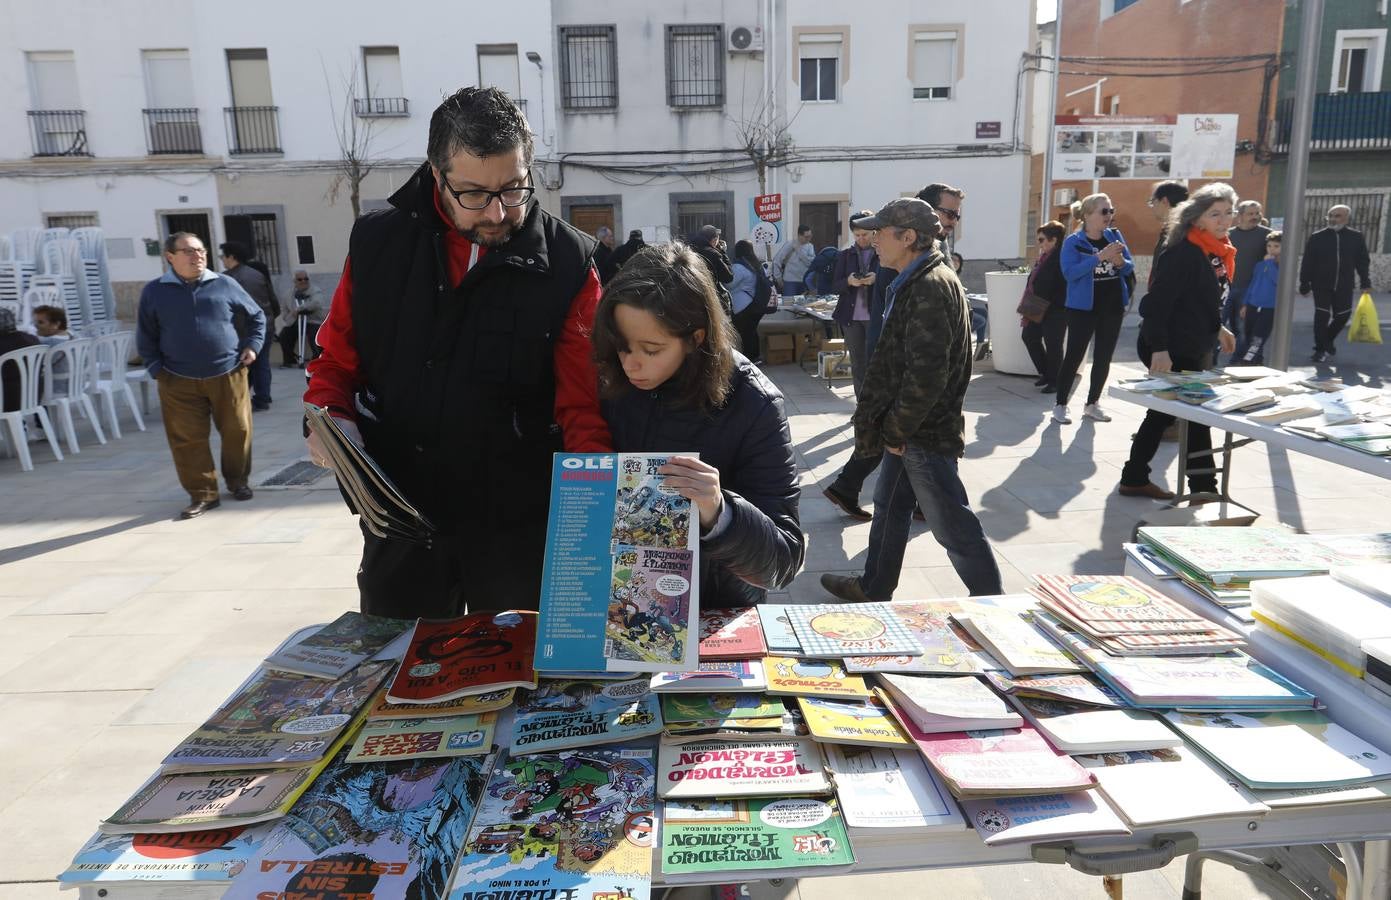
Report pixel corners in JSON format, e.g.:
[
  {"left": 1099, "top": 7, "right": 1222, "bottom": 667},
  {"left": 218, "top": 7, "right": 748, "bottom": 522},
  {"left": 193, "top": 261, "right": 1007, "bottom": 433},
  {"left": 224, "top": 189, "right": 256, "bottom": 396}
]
[
  {"left": 1032, "top": 575, "right": 1245, "bottom": 655},
  {"left": 1251, "top": 574, "right": 1391, "bottom": 679},
  {"left": 1317, "top": 421, "right": 1391, "bottom": 456},
  {"left": 1136, "top": 526, "right": 1344, "bottom": 608}
]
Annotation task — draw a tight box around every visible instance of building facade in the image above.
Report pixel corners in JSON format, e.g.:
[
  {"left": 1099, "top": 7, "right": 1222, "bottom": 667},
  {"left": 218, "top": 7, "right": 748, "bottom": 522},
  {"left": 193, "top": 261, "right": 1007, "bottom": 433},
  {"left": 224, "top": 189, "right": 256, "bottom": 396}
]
[
  {"left": 1266, "top": 0, "right": 1391, "bottom": 287},
  {"left": 1039, "top": 0, "right": 1284, "bottom": 277},
  {"left": 0, "top": 0, "right": 1036, "bottom": 314}
]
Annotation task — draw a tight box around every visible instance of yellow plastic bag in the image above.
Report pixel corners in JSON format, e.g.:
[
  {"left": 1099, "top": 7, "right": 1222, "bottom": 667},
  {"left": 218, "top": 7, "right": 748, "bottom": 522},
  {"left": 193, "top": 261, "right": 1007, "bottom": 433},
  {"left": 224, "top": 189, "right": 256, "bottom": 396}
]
[{"left": 1350, "top": 291, "right": 1382, "bottom": 344}]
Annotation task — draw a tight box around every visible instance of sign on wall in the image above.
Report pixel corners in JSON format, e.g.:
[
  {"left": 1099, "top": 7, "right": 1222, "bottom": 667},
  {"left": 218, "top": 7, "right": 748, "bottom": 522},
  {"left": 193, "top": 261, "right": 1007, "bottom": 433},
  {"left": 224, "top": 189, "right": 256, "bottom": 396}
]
[
  {"left": 754, "top": 193, "right": 783, "bottom": 223},
  {"left": 749, "top": 196, "right": 781, "bottom": 246},
  {"left": 1051, "top": 114, "right": 1238, "bottom": 181}
]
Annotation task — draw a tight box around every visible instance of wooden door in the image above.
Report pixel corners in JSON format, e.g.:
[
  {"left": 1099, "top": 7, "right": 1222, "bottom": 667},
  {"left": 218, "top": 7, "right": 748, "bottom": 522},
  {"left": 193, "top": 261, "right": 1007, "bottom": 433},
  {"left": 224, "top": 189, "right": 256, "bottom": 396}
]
[
  {"left": 568, "top": 204, "right": 615, "bottom": 240},
  {"left": 799, "top": 202, "right": 841, "bottom": 252}
]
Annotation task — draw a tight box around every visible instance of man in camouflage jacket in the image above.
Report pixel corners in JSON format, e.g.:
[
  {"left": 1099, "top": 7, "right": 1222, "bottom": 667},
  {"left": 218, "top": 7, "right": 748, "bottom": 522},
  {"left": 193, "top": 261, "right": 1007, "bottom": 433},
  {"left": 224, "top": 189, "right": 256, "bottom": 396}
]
[{"left": 820, "top": 198, "right": 1003, "bottom": 599}]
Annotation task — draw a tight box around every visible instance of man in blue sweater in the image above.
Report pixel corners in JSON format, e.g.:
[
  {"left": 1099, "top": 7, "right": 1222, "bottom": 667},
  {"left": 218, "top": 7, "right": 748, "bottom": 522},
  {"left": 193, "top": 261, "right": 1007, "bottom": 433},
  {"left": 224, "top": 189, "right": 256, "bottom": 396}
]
[{"left": 137, "top": 232, "right": 266, "bottom": 519}]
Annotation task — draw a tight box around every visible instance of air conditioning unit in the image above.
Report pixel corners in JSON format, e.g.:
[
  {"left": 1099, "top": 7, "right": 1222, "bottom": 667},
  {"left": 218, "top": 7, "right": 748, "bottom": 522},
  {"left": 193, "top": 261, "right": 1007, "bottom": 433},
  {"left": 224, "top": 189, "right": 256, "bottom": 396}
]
[
  {"left": 1053, "top": 188, "right": 1078, "bottom": 206},
  {"left": 728, "top": 25, "right": 764, "bottom": 53}
]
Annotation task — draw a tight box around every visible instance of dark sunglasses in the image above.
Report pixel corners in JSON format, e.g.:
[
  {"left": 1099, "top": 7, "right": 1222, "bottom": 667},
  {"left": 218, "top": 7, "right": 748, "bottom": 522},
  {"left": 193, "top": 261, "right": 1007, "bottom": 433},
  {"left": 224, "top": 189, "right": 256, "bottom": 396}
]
[{"left": 937, "top": 207, "right": 962, "bottom": 222}]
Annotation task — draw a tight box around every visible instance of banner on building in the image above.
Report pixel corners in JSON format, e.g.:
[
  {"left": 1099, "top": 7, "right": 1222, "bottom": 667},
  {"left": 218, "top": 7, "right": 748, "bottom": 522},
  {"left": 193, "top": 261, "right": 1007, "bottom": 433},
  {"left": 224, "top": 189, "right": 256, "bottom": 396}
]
[
  {"left": 1051, "top": 114, "right": 1238, "bottom": 181},
  {"left": 749, "top": 197, "right": 781, "bottom": 246}
]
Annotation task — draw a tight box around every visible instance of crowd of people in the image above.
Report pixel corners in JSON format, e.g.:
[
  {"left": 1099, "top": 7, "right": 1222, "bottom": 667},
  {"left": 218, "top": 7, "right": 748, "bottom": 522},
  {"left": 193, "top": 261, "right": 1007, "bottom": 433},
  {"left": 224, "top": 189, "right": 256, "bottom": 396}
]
[{"left": 117, "top": 86, "right": 1378, "bottom": 620}]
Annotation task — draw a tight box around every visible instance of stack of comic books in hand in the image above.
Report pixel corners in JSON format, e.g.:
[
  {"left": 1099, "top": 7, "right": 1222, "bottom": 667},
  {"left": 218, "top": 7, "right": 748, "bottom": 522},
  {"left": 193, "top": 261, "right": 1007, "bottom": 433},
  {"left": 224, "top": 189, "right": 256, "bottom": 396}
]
[{"left": 304, "top": 403, "right": 436, "bottom": 545}]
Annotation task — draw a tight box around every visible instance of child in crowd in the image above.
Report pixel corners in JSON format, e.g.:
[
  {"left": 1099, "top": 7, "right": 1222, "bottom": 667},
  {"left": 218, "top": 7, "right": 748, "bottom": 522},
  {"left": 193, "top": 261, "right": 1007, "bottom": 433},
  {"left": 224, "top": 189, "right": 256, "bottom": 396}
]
[
  {"left": 591, "top": 242, "right": 805, "bottom": 608},
  {"left": 32, "top": 305, "right": 72, "bottom": 345},
  {"left": 1234, "top": 231, "right": 1280, "bottom": 365}
]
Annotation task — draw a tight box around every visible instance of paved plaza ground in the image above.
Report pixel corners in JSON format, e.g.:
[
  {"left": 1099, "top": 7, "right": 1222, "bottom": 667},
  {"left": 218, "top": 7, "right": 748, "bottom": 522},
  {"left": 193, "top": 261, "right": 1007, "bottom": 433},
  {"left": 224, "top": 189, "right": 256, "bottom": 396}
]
[{"left": 1, "top": 299, "right": 1388, "bottom": 898}]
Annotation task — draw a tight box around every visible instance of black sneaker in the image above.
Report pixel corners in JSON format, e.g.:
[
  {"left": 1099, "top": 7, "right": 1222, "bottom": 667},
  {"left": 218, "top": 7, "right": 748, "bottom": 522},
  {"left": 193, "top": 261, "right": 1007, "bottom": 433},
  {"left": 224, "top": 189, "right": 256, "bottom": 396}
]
[{"left": 1312, "top": 351, "right": 1329, "bottom": 363}]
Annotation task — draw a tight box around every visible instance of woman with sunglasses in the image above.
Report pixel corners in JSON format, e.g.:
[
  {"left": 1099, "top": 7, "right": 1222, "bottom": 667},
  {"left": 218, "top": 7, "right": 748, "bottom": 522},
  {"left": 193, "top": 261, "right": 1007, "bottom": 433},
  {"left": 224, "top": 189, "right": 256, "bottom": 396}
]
[{"left": 1051, "top": 193, "right": 1134, "bottom": 425}]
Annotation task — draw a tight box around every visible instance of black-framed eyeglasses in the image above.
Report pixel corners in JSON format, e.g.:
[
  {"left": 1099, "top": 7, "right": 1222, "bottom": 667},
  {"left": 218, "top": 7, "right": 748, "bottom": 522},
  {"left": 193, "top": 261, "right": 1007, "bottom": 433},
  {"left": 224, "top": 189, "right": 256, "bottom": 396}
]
[
  {"left": 173, "top": 247, "right": 207, "bottom": 256},
  {"left": 937, "top": 207, "right": 962, "bottom": 222},
  {"left": 438, "top": 174, "right": 535, "bottom": 211}
]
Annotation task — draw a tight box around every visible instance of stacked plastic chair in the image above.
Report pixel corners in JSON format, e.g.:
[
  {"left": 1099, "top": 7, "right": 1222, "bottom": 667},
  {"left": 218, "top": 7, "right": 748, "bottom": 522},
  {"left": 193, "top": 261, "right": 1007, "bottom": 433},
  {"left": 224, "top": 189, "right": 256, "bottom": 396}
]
[
  {"left": 0, "top": 231, "right": 38, "bottom": 326},
  {"left": 33, "top": 240, "right": 85, "bottom": 332},
  {"left": 70, "top": 227, "right": 114, "bottom": 322}
]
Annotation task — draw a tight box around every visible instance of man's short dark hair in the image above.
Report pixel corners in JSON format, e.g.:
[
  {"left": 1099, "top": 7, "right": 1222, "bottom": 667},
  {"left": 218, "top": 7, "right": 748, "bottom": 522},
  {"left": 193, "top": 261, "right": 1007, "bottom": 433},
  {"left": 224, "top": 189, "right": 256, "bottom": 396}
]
[
  {"left": 164, "top": 232, "right": 202, "bottom": 254},
  {"left": 427, "top": 86, "right": 535, "bottom": 173},
  {"left": 916, "top": 183, "right": 965, "bottom": 208},
  {"left": 33, "top": 304, "right": 67, "bottom": 329},
  {"left": 1151, "top": 180, "right": 1189, "bottom": 206},
  {"left": 219, "top": 241, "right": 252, "bottom": 264},
  {"left": 797, "top": 224, "right": 813, "bottom": 236}
]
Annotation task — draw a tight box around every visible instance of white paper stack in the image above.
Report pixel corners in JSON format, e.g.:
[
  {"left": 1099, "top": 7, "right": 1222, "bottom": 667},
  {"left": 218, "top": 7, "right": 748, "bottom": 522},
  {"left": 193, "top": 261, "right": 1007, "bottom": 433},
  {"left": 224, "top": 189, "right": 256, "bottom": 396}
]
[
  {"left": 1332, "top": 564, "right": 1391, "bottom": 603},
  {"left": 1251, "top": 574, "right": 1391, "bottom": 677},
  {"left": 876, "top": 674, "right": 1022, "bottom": 733}
]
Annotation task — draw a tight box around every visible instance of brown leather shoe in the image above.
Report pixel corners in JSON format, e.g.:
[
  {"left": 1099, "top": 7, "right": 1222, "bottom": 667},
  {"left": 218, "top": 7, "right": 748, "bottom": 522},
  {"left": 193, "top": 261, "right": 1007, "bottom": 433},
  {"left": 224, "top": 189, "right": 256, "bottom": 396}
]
[
  {"left": 820, "top": 573, "right": 874, "bottom": 603},
  {"left": 823, "top": 486, "right": 872, "bottom": 522},
  {"left": 1117, "top": 482, "right": 1176, "bottom": 500},
  {"left": 180, "top": 499, "right": 222, "bottom": 519}
]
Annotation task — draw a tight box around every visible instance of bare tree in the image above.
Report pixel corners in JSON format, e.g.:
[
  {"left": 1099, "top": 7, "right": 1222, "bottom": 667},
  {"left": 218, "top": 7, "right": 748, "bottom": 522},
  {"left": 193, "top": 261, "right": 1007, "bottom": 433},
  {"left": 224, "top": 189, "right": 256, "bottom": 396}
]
[
  {"left": 323, "top": 59, "right": 378, "bottom": 219},
  {"left": 727, "top": 90, "right": 797, "bottom": 196}
]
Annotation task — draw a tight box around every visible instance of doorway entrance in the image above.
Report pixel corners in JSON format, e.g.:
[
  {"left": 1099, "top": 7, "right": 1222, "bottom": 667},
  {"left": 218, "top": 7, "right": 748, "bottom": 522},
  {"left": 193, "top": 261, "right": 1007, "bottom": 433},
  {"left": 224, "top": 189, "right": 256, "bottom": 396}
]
[{"left": 798, "top": 201, "right": 841, "bottom": 252}]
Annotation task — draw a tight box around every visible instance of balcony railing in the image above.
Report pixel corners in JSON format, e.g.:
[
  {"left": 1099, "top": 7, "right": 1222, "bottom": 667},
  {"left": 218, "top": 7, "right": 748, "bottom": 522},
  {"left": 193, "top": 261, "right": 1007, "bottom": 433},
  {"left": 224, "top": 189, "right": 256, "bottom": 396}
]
[
  {"left": 27, "top": 109, "right": 90, "bottom": 157},
  {"left": 354, "top": 96, "right": 409, "bottom": 117},
  {"left": 1273, "top": 91, "right": 1391, "bottom": 152},
  {"left": 223, "top": 105, "right": 282, "bottom": 155},
  {"left": 143, "top": 107, "right": 203, "bottom": 155}
]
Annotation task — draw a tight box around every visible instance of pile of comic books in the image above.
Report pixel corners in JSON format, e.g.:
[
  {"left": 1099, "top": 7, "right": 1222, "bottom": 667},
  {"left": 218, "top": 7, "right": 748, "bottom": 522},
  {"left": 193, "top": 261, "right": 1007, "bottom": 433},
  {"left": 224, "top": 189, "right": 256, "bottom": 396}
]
[{"left": 56, "top": 457, "right": 1391, "bottom": 899}]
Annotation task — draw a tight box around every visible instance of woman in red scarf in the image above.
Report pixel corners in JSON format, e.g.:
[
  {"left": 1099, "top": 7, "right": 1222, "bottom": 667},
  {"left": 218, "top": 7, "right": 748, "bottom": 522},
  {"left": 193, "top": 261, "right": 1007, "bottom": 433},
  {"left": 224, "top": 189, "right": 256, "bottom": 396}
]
[{"left": 1118, "top": 183, "right": 1238, "bottom": 500}]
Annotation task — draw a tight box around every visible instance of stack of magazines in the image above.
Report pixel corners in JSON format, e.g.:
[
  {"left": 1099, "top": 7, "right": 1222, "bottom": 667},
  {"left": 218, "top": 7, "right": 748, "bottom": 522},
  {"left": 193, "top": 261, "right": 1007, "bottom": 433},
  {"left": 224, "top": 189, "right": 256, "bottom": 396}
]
[{"left": 304, "top": 403, "right": 435, "bottom": 545}]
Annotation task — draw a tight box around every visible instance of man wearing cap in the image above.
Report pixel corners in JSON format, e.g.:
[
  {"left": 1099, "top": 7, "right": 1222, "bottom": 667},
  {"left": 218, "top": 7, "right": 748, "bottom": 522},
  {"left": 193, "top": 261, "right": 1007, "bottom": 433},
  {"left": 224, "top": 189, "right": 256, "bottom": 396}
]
[
  {"left": 820, "top": 198, "right": 1003, "bottom": 600},
  {"left": 689, "top": 224, "right": 735, "bottom": 316}
]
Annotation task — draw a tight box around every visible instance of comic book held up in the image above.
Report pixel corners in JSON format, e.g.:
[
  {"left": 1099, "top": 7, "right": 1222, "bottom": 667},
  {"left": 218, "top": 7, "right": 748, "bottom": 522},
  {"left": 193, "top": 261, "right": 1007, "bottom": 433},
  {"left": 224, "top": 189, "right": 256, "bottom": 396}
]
[
  {"left": 387, "top": 611, "right": 539, "bottom": 704},
  {"left": 536, "top": 453, "right": 700, "bottom": 674},
  {"left": 447, "top": 745, "right": 657, "bottom": 900},
  {"left": 510, "top": 678, "right": 664, "bottom": 755},
  {"left": 59, "top": 823, "right": 275, "bottom": 888},
  {"left": 659, "top": 797, "right": 855, "bottom": 882},
  {"left": 160, "top": 661, "right": 390, "bottom": 772},
  {"left": 698, "top": 606, "right": 768, "bottom": 659},
  {"left": 223, "top": 748, "right": 491, "bottom": 900}
]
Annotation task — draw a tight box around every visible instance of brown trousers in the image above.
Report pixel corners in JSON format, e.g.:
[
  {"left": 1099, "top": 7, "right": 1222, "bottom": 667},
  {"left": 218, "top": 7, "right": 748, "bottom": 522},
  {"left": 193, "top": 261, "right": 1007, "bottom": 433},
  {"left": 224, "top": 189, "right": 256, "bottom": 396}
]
[{"left": 157, "top": 368, "right": 253, "bottom": 501}]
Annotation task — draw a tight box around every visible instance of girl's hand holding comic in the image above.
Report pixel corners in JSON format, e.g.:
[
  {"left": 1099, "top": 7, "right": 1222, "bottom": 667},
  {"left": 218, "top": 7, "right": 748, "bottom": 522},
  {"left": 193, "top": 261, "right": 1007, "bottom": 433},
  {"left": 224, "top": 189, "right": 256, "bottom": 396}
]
[{"left": 660, "top": 455, "right": 724, "bottom": 530}]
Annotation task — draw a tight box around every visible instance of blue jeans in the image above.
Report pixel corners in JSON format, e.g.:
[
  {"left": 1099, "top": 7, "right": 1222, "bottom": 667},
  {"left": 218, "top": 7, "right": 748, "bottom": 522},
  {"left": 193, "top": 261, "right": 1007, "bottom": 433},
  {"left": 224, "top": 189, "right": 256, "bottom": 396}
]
[
  {"left": 858, "top": 446, "right": 1003, "bottom": 599},
  {"left": 249, "top": 346, "right": 272, "bottom": 406}
]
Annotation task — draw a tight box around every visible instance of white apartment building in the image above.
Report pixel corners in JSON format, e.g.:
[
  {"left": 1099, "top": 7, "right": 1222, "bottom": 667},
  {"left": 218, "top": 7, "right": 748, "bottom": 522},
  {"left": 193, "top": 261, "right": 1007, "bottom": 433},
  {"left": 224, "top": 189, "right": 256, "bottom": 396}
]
[
  {"left": 552, "top": 0, "right": 1039, "bottom": 272},
  {"left": 0, "top": 0, "right": 1037, "bottom": 315}
]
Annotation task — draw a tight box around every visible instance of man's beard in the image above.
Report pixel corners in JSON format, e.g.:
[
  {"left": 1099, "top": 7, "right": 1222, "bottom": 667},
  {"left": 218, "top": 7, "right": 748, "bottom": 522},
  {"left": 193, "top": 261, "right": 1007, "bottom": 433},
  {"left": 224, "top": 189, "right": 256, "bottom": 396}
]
[{"left": 462, "top": 219, "right": 522, "bottom": 247}]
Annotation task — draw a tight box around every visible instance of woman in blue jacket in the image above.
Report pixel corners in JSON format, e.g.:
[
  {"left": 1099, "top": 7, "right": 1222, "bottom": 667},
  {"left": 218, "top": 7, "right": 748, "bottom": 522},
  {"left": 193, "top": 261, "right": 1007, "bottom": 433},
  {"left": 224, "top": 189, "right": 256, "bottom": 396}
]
[{"left": 1052, "top": 193, "right": 1134, "bottom": 425}]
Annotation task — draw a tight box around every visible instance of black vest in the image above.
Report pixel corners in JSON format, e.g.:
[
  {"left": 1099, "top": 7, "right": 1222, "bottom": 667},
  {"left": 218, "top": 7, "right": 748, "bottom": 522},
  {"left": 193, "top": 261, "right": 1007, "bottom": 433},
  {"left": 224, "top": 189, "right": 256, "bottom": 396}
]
[{"left": 347, "top": 163, "right": 596, "bottom": 542}]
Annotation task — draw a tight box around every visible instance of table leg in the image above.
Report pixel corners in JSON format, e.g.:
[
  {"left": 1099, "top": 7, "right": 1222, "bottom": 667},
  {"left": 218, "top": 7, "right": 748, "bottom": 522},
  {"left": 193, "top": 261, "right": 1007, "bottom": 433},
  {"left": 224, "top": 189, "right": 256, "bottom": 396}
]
[{"left": 1361, "top": 840, "right": 1390, "bottom": 900}]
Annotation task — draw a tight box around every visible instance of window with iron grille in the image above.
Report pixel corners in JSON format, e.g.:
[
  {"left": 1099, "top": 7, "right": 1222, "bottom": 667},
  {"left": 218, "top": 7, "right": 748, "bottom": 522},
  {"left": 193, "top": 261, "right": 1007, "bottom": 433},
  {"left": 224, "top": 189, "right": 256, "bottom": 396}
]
[
  {"left": 559, "top": 25, "right": 618, "bottom": 111},
  {"left": 666, "top": 25, "right": 724, "bottom": 108},
  {"left": 45, "top": 212, "right": 99, "bottom": 229},
  {"left": 1299, "top": 192, "right": 1387, "bottom": 256},
  {"left": 250, "top": 213, "right": 283, "bottom": 275},
  {"left": 675, "top": 199, "right": 730, "bottom": 241}
]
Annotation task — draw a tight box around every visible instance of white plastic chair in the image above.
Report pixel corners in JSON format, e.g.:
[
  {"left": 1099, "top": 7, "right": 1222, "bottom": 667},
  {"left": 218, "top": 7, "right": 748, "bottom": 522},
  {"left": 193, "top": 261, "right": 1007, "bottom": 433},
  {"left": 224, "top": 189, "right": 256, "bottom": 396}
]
[
  {"left": 88, "top": 331, "right": 146, "bottom": 438},
  {"left": 41, "top": 338, "right": 106, "bottom": 453},
  {"left": 0, "top": 343, "right": 64, "bottom": 471},
  {"left": 84, "top": 321, "right": 120, "bottom": 337}
]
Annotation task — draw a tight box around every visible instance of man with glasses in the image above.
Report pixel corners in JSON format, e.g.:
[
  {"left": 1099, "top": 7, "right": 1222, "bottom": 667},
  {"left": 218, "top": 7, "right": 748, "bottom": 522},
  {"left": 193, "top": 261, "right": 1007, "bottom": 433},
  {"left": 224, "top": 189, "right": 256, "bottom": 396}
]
[
  {"left": 304, "top": 86, "right": 610, "bottom": 619},
  {"left": 136, "top": 232, "right": 265, "bottom": 519},
  {"left": 1300, "top": 204, "right": 1373, "bottom": 363}
]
